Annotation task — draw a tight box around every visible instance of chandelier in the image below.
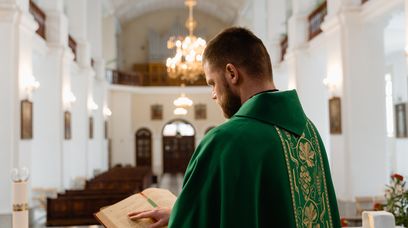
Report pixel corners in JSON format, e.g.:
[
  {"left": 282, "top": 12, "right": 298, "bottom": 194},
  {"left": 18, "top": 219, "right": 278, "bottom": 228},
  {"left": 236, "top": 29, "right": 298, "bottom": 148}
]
[
  {"left": 166, "top": 0, "right": 206, "bottom": 82},
  {"left": 173, "top": 84, "right": 193, "bottom": 115}
]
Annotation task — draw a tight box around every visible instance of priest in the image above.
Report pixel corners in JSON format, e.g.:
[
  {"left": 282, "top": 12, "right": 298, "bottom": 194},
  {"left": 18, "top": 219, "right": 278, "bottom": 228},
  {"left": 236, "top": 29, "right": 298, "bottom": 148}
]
[{"left": 128, "top": 27, "right": 341, "bottom": 228}]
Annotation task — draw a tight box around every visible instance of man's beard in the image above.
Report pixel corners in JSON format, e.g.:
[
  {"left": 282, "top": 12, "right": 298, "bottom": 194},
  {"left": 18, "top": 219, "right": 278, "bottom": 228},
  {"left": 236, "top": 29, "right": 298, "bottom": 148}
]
[{"left": 221, "top": 84, "right": 241, "bottom": 119}]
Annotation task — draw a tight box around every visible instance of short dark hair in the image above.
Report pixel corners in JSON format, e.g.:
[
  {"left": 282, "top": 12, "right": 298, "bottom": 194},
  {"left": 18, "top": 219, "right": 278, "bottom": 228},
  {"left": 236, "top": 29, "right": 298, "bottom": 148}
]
[{"left": 203, "top": 27, "right": 272, "bottom": 80}]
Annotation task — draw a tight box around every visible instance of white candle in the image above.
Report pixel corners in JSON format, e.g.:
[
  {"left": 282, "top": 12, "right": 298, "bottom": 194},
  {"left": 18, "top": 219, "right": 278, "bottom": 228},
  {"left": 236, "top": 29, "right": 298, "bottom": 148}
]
[
  {"left": 12, "top": 181, "right": 28, "bottom": 228},
  {"left": 12, "top": 181, "right": 27, "bottom": 205}
]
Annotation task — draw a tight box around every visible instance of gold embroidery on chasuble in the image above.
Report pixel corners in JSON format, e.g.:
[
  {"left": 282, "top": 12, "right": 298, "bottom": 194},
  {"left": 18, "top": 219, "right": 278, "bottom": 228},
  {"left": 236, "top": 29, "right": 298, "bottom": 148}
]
[{"left": 275, "top": 120, "right": 333, "bottom": 228}]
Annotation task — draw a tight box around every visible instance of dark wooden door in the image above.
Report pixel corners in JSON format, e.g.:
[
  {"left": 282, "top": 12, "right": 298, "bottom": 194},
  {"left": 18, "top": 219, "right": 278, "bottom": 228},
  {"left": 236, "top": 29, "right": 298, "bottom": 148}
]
[
  {"left": 135, "top": 128, "right": 152, "bottom": 168},
  {"left": 163, "top": 136, "right": 195, "bottom": 173}
]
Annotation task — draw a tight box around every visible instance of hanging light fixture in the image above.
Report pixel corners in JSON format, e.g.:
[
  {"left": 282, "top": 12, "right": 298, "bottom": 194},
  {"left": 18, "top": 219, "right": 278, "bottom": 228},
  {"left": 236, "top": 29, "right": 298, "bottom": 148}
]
[
  {"left": 173, "top": 84, "right": 193, "bottom": 115},
  {"left": 173, "top": 93, "right": 193, "bottom": 107},
  {"left": 173, "top": 107, "right": 188, "bottom": 115},
  {"left": 166, "top": 0, "right": 206, "bottom": 82}
]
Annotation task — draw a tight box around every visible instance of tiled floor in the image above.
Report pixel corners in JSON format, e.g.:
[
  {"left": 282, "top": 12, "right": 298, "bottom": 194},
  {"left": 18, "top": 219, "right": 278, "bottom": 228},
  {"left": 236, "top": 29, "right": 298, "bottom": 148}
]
[{"left": 0, "top": 173, "right": 184, "bottom": 228}]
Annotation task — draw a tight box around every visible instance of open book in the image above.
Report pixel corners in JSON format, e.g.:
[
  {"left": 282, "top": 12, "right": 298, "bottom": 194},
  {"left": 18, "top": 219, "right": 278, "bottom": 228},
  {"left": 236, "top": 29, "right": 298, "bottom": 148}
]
[{"left": 95, "top": 188, "right": 177, "bottom": 228}]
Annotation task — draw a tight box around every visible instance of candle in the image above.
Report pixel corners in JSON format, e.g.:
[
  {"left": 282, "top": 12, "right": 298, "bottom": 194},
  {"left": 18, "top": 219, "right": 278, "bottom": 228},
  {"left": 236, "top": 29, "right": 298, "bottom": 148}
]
[
  {"left": 11, "top": 168, "right": 29, "bottom": 228},
  {"left": 12, "top": 181, "right": 29, "bottom": 228}
]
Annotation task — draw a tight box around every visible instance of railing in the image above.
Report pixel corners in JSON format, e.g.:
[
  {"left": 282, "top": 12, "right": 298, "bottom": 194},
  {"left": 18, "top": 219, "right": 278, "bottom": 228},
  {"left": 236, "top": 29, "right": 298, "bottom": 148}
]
[
  {"left": 107, "top": 67, "right": 207, "bottom": 87},
  {"left": 108, "top": 70, "right": 144, "bottom": 86},
  {"left": 68, "top": 35, "right": 77, "bottom": 62},
  {"left": 280, "top": 35, "right": 288, "bottom": 62},
  {"left": 29, "top": 0, "right": 46, "bottom": 40},
  {"left": 308, "top": 1, "right": 328, "bottom": 41}
]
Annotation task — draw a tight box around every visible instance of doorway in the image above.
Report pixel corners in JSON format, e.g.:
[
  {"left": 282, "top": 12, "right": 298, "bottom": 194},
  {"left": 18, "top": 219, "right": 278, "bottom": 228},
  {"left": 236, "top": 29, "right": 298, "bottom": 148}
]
[
  {"left": 162, "top": 120, "right": 195, "bottom": 174},
  {"left": 135, "top": 128, "right": 152, "bottom": 168}
]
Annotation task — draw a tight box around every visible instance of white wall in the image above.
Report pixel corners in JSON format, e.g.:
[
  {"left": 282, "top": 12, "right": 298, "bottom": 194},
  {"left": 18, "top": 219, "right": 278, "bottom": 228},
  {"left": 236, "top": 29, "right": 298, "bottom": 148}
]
[
  {"left": 110, "top": 91, "right": 133, "bottom": 166},
  {"left": 294, "top": 35, "right": 330, "bottom": 152},
  {"left": 109, "top": 86, "right": 225, "bottom": 175},
  {"left": 120, "top": 9, "right": 228, "bottom": 70},
  {"left": 103, "top": 15, "right": 118, "bottom": 69},
  {"left": 31, "top": 39, "right": 63, "bottom": 190},
  {"left": 386, "top": 51, "right": 408, "bottom": 177}
]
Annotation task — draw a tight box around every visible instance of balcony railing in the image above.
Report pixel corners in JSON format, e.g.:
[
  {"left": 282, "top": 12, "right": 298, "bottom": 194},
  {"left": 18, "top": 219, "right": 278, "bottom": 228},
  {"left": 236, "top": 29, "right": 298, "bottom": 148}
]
[
  {"left": 108, "top": 64, "right": 207, "bottom": 87},
  {"left": 68, "top": 35, "right": 77, "bottom": 62},
  {"left": 308, "top": 1, "right": 327, "bottom": 41},
  {"left": 108, "top": 70, "right": 144, "bottom": 86},
  {"left": 280, "top": 35, "right": 288, "bottom": 62},
  {"left": 29, "top": 0, "right": 46, "bottom": 40}
]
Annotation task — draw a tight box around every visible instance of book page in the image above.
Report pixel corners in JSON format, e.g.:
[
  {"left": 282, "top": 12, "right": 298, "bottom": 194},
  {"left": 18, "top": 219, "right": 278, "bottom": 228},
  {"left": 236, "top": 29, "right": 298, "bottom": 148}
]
[
  {"left": 96, "top": 188, "right": 177, "bottom": 228},
  {"left": 97, "top": 193, "right": 155, "bottom": 228},
  {"left": 142, "top": 188, "right": 177, "bottom": 209}
]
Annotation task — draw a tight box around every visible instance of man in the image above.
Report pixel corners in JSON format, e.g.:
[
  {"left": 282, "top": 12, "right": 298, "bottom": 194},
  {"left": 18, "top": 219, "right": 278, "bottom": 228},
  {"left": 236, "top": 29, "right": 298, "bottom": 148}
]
[{"left": 128, "top": 27, "right": 341, "bottom": 228}]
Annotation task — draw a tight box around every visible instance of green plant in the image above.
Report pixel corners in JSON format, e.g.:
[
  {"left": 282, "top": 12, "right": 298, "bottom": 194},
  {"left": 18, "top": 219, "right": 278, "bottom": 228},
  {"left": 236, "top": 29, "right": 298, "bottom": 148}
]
[{"left": 384, "top": 174, "right": 408, "bottom": 227}]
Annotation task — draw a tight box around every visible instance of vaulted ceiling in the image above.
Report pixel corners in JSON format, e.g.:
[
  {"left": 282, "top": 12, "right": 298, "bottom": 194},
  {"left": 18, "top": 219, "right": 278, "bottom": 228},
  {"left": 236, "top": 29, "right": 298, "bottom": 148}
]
[{"left": 103, "top": 0, "right": 248, "bottom": 24}]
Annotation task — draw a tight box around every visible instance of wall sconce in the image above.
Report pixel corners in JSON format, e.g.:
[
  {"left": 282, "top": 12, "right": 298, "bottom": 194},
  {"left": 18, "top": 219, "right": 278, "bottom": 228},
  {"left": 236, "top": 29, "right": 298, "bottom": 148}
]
[
  {"left": 323, "top": 77, "right": 339, "bottom": 96},
  {"left": 23, "top": 75, "right": 40, "bottom": 100},
  {"left": 103, "top": 107, "right": 112, "bottom": 119},
  {"left": 63, "top": 90, "right": 76, "bottom": 110},
  {"left": 88, "top": 98, "right": 98, "bottom": 112}
]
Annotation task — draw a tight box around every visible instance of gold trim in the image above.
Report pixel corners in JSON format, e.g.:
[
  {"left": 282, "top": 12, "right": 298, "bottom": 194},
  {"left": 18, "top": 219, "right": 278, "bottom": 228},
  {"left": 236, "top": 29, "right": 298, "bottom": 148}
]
[
  {"left": 308, "top": 119, "right": 333, "bottom": 227},
  {"left": 13, "top": 203, "right": 28, "bottom": 211},
  {"left": 275, "top": 127, "right": 300, "bottom": 228}
]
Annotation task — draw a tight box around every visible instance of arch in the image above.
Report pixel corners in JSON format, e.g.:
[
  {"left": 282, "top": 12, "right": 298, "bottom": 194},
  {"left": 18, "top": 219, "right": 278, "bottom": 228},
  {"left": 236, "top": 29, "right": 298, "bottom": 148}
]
[
  {"left": 135, "top": 128, "right": 152, "bottom": 168},
  {"left": 162, "top": 119, "right": 195, "bottom": 174}
]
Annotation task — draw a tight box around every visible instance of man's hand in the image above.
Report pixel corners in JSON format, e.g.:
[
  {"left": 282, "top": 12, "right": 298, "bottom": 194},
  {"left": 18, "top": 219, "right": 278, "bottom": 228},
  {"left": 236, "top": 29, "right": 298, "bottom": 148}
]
[{"left": 128, "top": 207, "right": 172, "bottom": 228}]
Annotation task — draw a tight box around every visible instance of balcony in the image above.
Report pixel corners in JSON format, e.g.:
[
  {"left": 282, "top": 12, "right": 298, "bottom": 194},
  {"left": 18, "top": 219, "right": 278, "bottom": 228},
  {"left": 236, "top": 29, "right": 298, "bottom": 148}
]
[
  {"left": 29, "top": 0, "right": 46, "bottom": 40},
  {"left": 108, "top": 63, "right": 207, "bottom": 87},
  {"left": 308, "top": 1, "right": 328, "bottom": 41}
]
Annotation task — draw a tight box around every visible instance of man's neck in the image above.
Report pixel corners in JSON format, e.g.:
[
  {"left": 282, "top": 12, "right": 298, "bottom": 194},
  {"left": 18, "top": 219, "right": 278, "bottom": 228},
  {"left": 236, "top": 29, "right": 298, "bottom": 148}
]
[{"left": 239, "top": 81, "right": 276, "bottom": 104}]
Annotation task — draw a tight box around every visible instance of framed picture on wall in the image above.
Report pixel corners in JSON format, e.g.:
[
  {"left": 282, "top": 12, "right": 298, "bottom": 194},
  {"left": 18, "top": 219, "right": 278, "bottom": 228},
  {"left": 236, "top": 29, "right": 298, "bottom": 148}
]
[
  {"left": 329, "top": 97, "right": 342, "bottom": 134},
  {"left": 395, "top": 103, "right": 408, "bottom": 138},
  {"left": 64, "top": 111, "right": 72, "bottom": 140},
  {"left": 104, "top": 120, "right": 108, "bottom": 139},
  {"left": 89, "top": 116, "right": 94, "bottom": 139},
  {"left": 21, "top": 99, "right": 33, "bottom": 139},
  {"left": 151, "top": 104, "right": 163, "bottom": 120},
  {"left": 194, "top": 104, "right": 207, "bottom": 120}
]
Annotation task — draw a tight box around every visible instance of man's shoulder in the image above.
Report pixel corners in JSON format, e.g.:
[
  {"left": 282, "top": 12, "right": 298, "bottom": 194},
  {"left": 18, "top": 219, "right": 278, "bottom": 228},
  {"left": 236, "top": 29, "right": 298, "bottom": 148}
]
[
  {"left": 202, "top": 116, "right": 282, "bottom": 148},
  {"left": 204, "top": 117, "right": 263, "bottom": 138}
]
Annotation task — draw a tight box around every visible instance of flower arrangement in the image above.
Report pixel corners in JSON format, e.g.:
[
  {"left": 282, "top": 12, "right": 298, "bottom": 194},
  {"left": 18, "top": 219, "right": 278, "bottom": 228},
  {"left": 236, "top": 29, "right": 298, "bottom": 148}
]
[
  {"left": 340, "top": 217, "right": 348, "bottom": 227},
  {"left": 383, "top": 173, "right": 408, "bottom": 227}
]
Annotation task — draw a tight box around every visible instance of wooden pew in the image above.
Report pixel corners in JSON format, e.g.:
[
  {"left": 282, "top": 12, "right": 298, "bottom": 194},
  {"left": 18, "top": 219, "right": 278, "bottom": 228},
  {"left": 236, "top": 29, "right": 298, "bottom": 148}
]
[{"left": 46, "top": 166, "right": 152, "bottom": 226}]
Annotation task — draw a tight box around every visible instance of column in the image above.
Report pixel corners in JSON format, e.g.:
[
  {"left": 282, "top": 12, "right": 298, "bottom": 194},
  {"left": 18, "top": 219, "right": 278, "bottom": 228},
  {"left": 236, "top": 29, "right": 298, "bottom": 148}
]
[
  {"left": 65, "top": 0, "right": 90, "bottom": 67},
  {"left": 323, "top": 1, "right": 388, "bottom": 199},
  {"left": 327, "top": 0, "right": 360, "bottom": 17},
  {"left": 38, "top": 0, "right": 73, "bottom": 189},
  {"left": 286, "top": 0, "right": 317, "bottom": 89},
  {"left": 252, "top": 0, "right": 268, "bottom": 46},
  {"left": 66, "top": 0, "right": 95, "bottom": 178},
  {"left": 267, "top": 0, "right": 287, "bottom": 65},
  {"left": 0, "top": 0, "right": 36, "bottom": 214}
]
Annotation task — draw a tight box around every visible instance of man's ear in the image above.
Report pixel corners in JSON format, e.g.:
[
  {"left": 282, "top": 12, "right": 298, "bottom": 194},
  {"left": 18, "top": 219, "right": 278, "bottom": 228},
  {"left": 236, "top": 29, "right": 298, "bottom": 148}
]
[{"left": 225, "top": 63, "right": 239, "bottom": 85}]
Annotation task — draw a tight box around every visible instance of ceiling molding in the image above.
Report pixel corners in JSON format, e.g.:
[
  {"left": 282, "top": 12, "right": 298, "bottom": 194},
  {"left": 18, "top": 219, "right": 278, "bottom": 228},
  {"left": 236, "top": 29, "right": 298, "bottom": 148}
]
[{"left": 107, "top": 0, "right": 243, "bottom": 24}]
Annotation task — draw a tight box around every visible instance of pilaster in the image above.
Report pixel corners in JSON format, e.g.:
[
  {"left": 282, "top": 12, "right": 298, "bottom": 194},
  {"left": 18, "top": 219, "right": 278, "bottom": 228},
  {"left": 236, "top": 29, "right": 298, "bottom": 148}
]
[
  {"left": 0, "top": 0, "right": 36, "bottom": 214},
  {"left": 322, "top": 3, "right": 388, "bottom": 199}
]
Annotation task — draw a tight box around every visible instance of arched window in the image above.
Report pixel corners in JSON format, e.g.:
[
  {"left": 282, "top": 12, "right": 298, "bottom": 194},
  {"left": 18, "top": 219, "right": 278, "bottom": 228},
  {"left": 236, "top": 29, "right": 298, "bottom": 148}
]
[
  {"left": 162, "top": 120, "right": 195, "bottom": 174},
  {"left": 135, "top": 128, "right": 152, "bottom": 168}
]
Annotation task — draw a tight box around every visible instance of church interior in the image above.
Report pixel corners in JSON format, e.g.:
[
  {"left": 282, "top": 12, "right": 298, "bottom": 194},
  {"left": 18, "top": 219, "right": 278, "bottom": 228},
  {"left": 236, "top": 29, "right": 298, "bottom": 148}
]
[{"left": 0, "top": 0, "right": 407, "bottom": 227}]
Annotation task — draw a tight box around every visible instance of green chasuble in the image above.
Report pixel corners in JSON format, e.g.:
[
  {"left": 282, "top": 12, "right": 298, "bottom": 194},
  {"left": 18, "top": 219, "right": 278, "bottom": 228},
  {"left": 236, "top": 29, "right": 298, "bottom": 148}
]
[{"left": 168, "top": 90, "right": 341, "bottom": 228}]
